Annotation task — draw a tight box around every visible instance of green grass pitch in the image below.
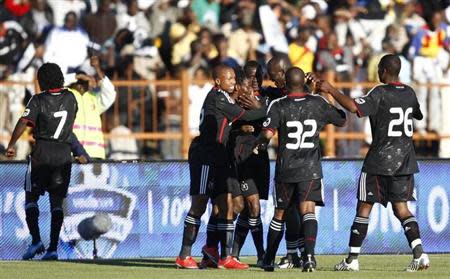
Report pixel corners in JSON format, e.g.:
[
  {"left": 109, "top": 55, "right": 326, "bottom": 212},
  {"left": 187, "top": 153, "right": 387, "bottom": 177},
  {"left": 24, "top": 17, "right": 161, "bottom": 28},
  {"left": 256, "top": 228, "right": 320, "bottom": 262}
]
[{"left": 0, "top": 254, "right": 448, "bottom": 279}]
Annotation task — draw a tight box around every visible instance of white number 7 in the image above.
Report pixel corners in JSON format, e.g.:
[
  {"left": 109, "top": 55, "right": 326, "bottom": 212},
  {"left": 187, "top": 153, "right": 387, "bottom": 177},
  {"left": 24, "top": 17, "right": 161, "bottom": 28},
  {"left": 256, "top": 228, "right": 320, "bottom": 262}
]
[{"left": 53, "top": 110, "right": 67, "bottom": 139}]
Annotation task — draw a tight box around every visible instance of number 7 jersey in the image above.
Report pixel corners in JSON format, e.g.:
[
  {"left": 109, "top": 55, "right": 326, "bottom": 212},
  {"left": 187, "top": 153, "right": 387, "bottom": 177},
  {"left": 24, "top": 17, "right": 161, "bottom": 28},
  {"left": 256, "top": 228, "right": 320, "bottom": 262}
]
[
  {"left": 21, "top": 88, "right": 78, "bottom": 144},
  {"left": 263, "top": 93, "right": 346, "bottom": 183},
  {"left": 354, "top": 83, "right": 423, "bottom": 175}
]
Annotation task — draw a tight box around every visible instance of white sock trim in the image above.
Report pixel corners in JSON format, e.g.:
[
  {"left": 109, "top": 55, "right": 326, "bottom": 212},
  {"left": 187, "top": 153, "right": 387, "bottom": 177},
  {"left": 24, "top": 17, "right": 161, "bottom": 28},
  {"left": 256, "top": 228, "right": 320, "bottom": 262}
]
[
  {"left": 350, "top": 247, "right": 361, "bottom": 254},
  {"left": 411, "top": 239, "right": 422, "bottom": 249}
]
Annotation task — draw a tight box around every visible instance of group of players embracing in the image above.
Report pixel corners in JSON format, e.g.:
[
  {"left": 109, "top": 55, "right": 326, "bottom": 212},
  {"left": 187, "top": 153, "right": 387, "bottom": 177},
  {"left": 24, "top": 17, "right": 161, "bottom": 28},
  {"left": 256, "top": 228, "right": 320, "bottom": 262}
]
[{"left": 176, "top": 54, "right": 430, "bottom": 273}]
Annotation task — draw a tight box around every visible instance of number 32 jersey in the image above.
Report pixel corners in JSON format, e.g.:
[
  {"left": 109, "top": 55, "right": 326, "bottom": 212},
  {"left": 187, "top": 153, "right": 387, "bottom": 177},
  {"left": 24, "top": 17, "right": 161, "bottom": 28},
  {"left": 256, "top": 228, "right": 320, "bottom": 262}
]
[
  {"left": 354, "top": 83, "right": 423, "bottom": 176},
  {"left": 263, "top": 93, "right": 346, "bottom": 183},
  {"left": 21, "top": 88, "right": 78, "bottom": 144}
]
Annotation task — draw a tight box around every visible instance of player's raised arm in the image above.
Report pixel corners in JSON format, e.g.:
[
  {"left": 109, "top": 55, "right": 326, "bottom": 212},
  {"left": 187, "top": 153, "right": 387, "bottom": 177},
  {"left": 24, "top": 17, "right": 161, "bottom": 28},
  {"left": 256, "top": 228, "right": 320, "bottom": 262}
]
[{"left": 317, "top": 80, "right": 359, "bottom": 113}]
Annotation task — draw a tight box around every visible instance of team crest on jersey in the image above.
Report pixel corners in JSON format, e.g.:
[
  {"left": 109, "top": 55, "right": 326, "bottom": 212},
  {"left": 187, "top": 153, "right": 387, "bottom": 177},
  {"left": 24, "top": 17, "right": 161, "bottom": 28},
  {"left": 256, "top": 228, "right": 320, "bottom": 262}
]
[
  {"left": 22, "top": 109, "right": 30, "bottom": 117},
  {"left": 60, "top": 185, "right": 136, "bottom": 259},
  {"left": 263, "top": 118, "right": 271, "bottom": 127},
  {"left": 240, "top": 181, "right": 249, "bottom": 192},
  {"left": 355, "top": 98, "right": 366, "bottom": 104}
]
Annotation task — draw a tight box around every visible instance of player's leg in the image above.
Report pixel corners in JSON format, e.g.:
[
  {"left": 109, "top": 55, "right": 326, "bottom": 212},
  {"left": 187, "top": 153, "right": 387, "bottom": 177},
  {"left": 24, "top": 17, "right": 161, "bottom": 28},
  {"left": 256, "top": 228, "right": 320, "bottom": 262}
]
[
  {"left": 279, "top": 204, "right": 302, "bottom": 269},
  {"left": 22, "top": 192, "right": 45, "bottom": 260},
  {"left": 42, "top": 159, "right": 72, "bottom": 260},
  {"left": 176, "top": 161, "right": 211, "bottom": 268},
  {"left": 336, "top": 173, "right": 377, "bottom": 271},
  {"left": 200, "top": 203, "right": 220, "bottom": 268},
  {"left": 41, "top": 193, "right": 65, "bottom": 260},
  {"left": 297, "top": 179, "right": 324, "bottom": 272},
  {"left": 262, "top": 182, "right": 295, "bottom": 272},
  {"left": 246, "top": 193, "right": 264, "bottom": 265},
  {"left": 22, "top": 155, "right": 46, "bottom": 260},
  {"left": 388, "top": 175, "right": 429, "bottom": 271},
  {"left": 231, "top": 196, "right": 249, "bottom": 259}
]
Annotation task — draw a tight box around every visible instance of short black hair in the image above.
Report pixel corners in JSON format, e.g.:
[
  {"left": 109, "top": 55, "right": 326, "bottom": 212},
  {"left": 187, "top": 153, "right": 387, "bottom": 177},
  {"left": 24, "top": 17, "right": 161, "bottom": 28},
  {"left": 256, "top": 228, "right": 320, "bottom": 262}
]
[
  {"left": 212, "top": 63, "right": 231, "bottom": 80},
  {"left": 37, "top": 63, "right": 64, "bottom": 91},
  {"left": 244, "top": 60, "right": 263, "bottom": 87},
  {"left": 379, "top": 54, "right": 401, "bottom": 76},
  {"left": 234, "top": 67, "right": 248, "bottom": 85},
  {"left": 285, "top": 67, "right": 305, "bottom": 91}
]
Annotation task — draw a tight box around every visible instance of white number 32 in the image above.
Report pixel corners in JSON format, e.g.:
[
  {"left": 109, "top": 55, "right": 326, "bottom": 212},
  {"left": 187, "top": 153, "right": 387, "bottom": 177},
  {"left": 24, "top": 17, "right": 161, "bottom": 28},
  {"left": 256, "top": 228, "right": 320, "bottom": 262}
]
[{"left": 286, "top": 120, "right": 317, "bottom": 149}]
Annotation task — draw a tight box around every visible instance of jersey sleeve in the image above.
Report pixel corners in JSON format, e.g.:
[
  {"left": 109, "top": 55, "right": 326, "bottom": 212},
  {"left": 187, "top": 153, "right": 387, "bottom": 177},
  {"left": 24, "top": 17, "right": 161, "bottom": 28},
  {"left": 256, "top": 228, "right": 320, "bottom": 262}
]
[
  {"left": 262, "top": 100, "right": 281, "bottom": 133},
  {"left": 216, "top": 94, "right": 265, "bottom": 122},
  {"left": 353, "top": 86, "right": 382, "bottom": 117},
  {"left": 20, "top": 96, "right": 39, "bottom": 127},
  {"left": 411, "top": 90, "right": 423, "bottom": 120},
  {"left": 321, "top": 98, "right": 346, "bottom": 127}
]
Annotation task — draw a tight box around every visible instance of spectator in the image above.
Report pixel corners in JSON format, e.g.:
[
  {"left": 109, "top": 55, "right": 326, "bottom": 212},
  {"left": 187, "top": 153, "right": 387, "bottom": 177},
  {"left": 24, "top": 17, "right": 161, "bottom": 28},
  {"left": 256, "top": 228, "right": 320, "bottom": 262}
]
[
  {"left": 191, "top": 0, "right": 220, "bottom": 28},
  {"left": 116, "top": 0, "right": 150, "bottom": 34},
  {"left": 83, "top": 0, "right": 117, "bottom": 46},
  {"left": 188, "top": 66, "right": 212, "bottom": 133},
  {"left": 147, "top": 0, "right": 180, "bottom": 38},
  {"left": 228, "top": 4, "right": 261, "bottom": 65},
  {"left": 20, "top": 0, "right": 54, "bottom": 41},
  {"left": 209, "top": 33, "right": 239, "bottom": 69},
  {"left": 43, "top": 11, "right": 89, "bottom": 74},
  {"left": 0, "top": 17, "right": 28, "bottom": 78},
  {"left": 68, "top": 56, "right": 117, "bottom": 160},
  {"left": 170, "top": 22, "right": 197, "bottom": 66},
  {"left": 182, "top": 39, "right": 210, "bottom": 76},
  {"left": 288, "top": 28, "right": 314, "bottom": 73},
  {"left": 409, "top": 10, "right": 448, "bottom": 134},
  {"left": 47, "top": 0, "right": 86, "bottom": 27}
]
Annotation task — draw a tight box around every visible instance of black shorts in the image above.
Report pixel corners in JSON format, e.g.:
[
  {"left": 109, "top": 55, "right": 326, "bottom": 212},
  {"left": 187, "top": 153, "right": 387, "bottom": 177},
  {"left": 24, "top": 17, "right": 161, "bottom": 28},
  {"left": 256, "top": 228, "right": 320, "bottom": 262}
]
[
  {"left": 25, "top": 141, "right": 72, "bottom": 198},
  {"left": 237, "top": 151, "right": 270, "bottom": 200},
  {"left": 273, "top": 179, "right": 324, "bottom": 209},
  {"left": 357, "top": 172, "right": 416, "bottom": 207},
  {"left": 189, "top": 161, "right": 232, "bottom": 199}
]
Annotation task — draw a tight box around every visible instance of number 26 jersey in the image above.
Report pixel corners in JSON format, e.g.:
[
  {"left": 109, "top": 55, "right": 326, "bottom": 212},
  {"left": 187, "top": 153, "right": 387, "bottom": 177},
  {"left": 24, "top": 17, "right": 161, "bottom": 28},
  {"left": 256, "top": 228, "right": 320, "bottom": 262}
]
[
  {"left": 354, "top": 83, "right": 423, "bottom": 176},
  {"left": 21, "top": 88, "right": 78, "bottom": 144},
  {"left": 263, "top": 93, "right": 346, "bottom": 183}
]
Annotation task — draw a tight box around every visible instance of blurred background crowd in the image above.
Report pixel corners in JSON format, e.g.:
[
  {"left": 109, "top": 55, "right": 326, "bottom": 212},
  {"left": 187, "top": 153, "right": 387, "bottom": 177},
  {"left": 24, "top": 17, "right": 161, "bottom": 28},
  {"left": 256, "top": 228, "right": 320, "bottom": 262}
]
[{"left": 1, "top": 0, "right": 450, "bottom": 160}]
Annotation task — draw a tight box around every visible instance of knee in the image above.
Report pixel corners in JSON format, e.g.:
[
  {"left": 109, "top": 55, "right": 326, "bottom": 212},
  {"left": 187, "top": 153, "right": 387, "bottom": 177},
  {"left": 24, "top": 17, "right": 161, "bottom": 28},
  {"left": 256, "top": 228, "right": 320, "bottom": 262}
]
[
  {"left": 274, "top": 209, "right": 285, "bottom": 221},
  {"left": 247, "top": 200, "right": 260, "bottom": 217},
  {"left": 233, "top": 197, "right": 244, "bottom": 215}
]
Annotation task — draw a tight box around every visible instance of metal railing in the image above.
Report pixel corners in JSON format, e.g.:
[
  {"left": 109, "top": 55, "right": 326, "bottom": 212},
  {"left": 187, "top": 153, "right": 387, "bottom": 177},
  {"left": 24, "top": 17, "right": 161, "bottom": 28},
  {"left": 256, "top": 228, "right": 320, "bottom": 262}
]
[{"left": 1, "top": 71, "right": 449, "bottom": 159}]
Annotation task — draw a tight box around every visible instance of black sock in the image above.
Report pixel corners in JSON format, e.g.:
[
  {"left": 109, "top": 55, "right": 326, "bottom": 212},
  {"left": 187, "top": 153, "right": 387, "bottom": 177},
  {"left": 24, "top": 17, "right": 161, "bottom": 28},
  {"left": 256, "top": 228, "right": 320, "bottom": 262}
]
[
  {"left": 179, "top": 213, "right": 201, "bottom": 258},
  {"left": 263, "top": 218, "right": 285, "bottom": 265},
  {"left": 48, "top": 207, "right": 64, "bottom": 251},
  {"left": 285, "top": 205, "right": 301, "bottom": 256},
  {"left": 232, "top": 214, "right": 249, "bottom": 257},
  {"left": 249, "top": 216, "right": 264, "bottom": 258},
  {"left": 206, "top": 214, "right": 219, "bottom": 248},
  {"left": 347, "top": 215, "right": 369, "bottom": 262},
  {"left": 401, "top": 216, "right": 423, "bottom": 259},
  {"left": 25, "top": 202, "right": 41, "bottom": 245},
  {"left": 218, "top": 219, "right": 234, "bottom": 259},
  {"left": 302, "top": 213, "right": 318, "bottom": 257},
  {"left": 298, "top": 231, "right": 305, "bottom": 257}
]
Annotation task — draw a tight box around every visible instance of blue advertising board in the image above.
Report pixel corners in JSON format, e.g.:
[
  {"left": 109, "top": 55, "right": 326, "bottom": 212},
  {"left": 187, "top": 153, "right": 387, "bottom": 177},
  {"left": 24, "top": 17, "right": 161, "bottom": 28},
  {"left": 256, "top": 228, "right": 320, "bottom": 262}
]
[{"left": 0, "top": 160, "right": 449, "bottom": 259}]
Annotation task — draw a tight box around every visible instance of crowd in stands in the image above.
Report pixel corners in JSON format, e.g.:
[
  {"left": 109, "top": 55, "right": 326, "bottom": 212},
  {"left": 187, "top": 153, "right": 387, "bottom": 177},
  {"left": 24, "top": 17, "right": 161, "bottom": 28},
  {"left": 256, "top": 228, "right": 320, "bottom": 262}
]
[{"left": 1, "top": 0, "right": 450, "bottom": 160}]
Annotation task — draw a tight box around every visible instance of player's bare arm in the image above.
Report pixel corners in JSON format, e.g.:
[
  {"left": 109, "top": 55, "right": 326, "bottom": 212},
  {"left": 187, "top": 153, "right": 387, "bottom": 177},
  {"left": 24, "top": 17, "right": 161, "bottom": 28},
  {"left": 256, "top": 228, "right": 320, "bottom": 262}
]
[
  {"left": 317, "top": 80, "right": 358, "bottom": 113},
  {"left": 5, "top": 119, "right": 28, "bottom": 158}
]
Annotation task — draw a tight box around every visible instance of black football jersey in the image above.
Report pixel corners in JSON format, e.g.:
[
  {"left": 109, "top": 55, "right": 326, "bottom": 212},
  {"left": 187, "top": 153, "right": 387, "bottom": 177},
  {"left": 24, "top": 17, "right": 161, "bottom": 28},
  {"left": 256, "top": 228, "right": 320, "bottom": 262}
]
[
  {"left": 21, "top": 88, "right": 78, "bottom": 144},
  {"left": 261, "top": 86, "right": 287, "bottom": 102},
  {"left": 264, "top": 93, "right": 346, "bottom": 183},
  {"left": 354, "top": 83, "right": 423, "bottom": 175},
  {"left": 192, "top": 87, "right": 265, "bottom": 166}
]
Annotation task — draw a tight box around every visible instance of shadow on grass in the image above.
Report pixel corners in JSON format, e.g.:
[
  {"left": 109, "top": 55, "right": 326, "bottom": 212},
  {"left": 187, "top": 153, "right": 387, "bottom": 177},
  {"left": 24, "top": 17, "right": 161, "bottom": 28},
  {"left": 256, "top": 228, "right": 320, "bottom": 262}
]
[{"left": 61, "top": 258, "right": 178, "bottom": 269}]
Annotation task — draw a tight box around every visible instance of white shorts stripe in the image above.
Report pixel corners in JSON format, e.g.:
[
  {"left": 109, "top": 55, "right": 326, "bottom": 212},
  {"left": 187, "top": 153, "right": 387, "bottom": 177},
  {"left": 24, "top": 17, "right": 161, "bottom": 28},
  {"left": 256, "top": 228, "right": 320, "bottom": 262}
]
[{"left": 25, "top": 157, "right": 32, "bottom": 192}]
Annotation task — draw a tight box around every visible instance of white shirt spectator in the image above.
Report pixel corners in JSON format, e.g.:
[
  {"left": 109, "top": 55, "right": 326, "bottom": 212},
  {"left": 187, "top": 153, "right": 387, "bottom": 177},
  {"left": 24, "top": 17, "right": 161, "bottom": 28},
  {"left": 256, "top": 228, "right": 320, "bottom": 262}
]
[
  {"left": 116, "top": 11, "right": 150, "bottom": 34},
  {"left": 47, "top": 0, "right": 87, "bottom": 27},
  {"left": 43, "top": 26, "right": 89, "bottom": 73},
  {"left": 188, "top": 82, "right": 213, "bottom": 133}
]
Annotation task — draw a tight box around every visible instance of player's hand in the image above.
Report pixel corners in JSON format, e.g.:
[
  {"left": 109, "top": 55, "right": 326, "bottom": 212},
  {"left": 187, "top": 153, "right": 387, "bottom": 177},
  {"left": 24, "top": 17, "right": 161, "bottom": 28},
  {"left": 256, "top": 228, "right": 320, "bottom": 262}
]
[
  {"left": 238, "top": 93, "right": 261, "bottom": 110},
  {"left": 76, "top": 155, "right": 88, "bottom": 164},
  {"left": 315, "top": 80, "right": 335, "bottom": 94},
  {"left": 5, "top": 146, "right": 16, "bottom": 158},
  {"left": 241, "top": 125, "right": 255, "bottom": 133}
]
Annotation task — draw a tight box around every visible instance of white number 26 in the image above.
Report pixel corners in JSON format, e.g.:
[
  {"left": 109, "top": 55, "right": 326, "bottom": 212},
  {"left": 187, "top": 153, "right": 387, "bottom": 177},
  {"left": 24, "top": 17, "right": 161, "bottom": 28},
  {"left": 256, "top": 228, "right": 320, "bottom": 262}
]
[{"left": 388, "top": 107, "right": 413, "bottom": 137}]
